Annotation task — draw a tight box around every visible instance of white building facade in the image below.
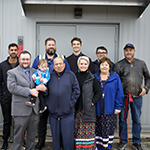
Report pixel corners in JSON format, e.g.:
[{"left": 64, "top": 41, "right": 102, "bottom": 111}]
[{"left": 0, "top": 0, "right": 150, "bottom": 132}]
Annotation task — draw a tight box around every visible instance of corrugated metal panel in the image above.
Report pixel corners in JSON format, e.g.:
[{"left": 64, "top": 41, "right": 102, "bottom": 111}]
[{"left": 0, "top": 0, "right": 150, "bottom": 132}]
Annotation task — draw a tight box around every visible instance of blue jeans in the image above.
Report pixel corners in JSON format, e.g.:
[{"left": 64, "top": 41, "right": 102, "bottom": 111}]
[{"left": 119, "top": 96, "right": 142, "bottom": 144}]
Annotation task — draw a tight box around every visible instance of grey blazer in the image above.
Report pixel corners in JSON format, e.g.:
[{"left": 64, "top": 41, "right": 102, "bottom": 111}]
[{"left": 7, "top": 65, "right": 39, "bottom": 116}]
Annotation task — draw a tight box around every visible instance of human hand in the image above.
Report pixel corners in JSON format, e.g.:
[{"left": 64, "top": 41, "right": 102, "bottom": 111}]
[
  {"left": 139, "top": 88, "right": 146, "bottom": 96},
  {"left": 36, "top": 83, "right": 47, "bottom": 92},
  {"left": 32, "top": 75, "right": 36, "bottom": 81},
  {"left": 40, "top": 78, "right": 44, "bottom": 82},
  {"left": 31, "top": 88, "right": 39, "bottom": 97},
  {"left": 114, "top": 109, "right": 121, "bottom": 114}
]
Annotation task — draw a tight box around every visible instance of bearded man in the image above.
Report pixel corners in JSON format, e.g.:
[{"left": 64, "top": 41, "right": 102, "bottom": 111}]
[
  {"left": 0, "top": 43, "right": 19, "bottom": 149},
  {"left": 32, "top": 37, "right": 70, "bottom": 149}
]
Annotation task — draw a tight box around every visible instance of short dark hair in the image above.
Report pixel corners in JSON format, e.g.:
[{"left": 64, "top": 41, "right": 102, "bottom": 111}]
[
  {"left": 71, "top": 37, "right": 82, "bottom": 46},
  {"left": 8, "top": 43, "right": 18, "bottom": 50},
  {"left": 98, "top": 57, "right": 112, "bottom": 69},
  {"left": 45, "top": 37, "right": 56, "bottom": 45},
  {"left": 96, "top": 46, "right": 108, "bottom": 54},
  {"left": 19, "top": 51, "right": 31, "bottom": 58}
]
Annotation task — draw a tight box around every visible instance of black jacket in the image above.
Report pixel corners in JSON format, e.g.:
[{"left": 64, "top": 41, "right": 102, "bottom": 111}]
[
  {"left": 0, "top": 57, "right": 19, "bottom": 100},
  {"left": 67, "top": 53, "right": 93, "bottom": 73},
  {"left": 114, "top": 58, "right": 150, "bottom": 97},
  {"left": 75, "top": 71, "right": 101, "bottom": 122}
]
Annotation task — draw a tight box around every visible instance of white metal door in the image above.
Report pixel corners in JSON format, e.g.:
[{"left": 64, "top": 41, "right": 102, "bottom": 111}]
[{"left": 37, "top": 23, "right": 118, "bottom": 62}]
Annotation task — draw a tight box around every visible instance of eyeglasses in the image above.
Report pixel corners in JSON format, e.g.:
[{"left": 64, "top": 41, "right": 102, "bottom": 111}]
[
  {"left": 96, "top": 52, "right": 107, "bottom": 54},
  {"left": 20, "top": 58, "right": 30, "bottom": 61}
]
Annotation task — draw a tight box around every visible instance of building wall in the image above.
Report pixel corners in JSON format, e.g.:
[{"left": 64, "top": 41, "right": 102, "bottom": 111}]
[
  {"left": 0, "top": 0, "right": 3, "bottom": 58},
  {"left": 0, "top": 0, "right": 150, "bottom": 131}
]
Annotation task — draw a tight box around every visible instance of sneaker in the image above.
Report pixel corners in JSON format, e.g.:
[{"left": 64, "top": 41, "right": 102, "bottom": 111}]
[
  {"left": 25, "top": 101, "right": 35, "bottom": 107},
  {"left": 132, "top": 143, "right": 143, "bottom": 150},
  {"left": 117, "top": 142, "right": 127, "bottom": 150},
  {"left": 39, "top": 106, "right": 47, "bottom": 114}
]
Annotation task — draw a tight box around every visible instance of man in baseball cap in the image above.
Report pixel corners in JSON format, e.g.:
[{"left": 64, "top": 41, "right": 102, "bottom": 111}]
[
  {"left": 114, "top": 43, "right": 150, "bottom": 150},
  {"left": 123, "top": 43, "right": 135, "bottom": 50}
]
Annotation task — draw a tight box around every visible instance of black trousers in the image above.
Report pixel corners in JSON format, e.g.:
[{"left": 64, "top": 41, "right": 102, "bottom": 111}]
[
  {"left": 37, "top": 108, "right": 49, "bottom": 140},
  {"left": 0, "top": 98, "right": 12, "bottom": 141},
  {"left": 31, "top": 92, "right": 45, "bottom": 110}
]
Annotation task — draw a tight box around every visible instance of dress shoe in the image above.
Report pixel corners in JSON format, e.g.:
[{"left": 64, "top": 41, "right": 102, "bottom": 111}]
[
  {"left": 35, "top": 139, "right": 45, "bottom": 150},
  {"left": 1, "top": 140, "right": 8, "bottom": 150}
]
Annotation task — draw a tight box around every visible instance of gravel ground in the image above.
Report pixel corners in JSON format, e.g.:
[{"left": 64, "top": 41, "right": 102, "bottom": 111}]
[{"left": 0, "top": 136, "right": 150, "bottom": 150}]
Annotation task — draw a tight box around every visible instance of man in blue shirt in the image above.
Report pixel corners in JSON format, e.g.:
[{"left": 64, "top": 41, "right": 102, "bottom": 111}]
[{"left": 33, "top": 37, "right": 70, "bottom": 150}]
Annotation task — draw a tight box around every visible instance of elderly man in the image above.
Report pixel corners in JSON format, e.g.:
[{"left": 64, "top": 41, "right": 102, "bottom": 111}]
[
  {"left": 114, "top": 43, "right": 150, "bottom": 150},
  {"left": 7, "top": 51, "right": 46, "bottom": 150},
  {"left": 92, "top": 46, "right": 114, "bottom": 74},
  {"left": 45, "top": 57, "right": 80, "bottom": 150}
]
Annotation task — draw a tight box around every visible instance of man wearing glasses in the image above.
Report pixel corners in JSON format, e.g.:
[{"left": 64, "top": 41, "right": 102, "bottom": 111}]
[
  {"left": 92, "top": 46, "right": 114, "bottom": 74},
  {"left": 0, "top": 43, "right": 19, "bottom": 149},
  {"left": 7, "top": 51, "right": 46, "bottom": 150}
]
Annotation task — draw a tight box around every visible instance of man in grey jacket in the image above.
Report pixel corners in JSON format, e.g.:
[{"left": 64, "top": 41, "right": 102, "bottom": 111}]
[
  {"left": 114, "top": 43, "right": 150, "bottom": 150},
  {"left": 7, "top": 51, "right": 46, "bottom": 150}
]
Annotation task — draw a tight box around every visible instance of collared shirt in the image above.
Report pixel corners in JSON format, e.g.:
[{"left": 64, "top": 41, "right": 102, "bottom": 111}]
[{"left": 22, "top": 67, "right": 31, "bottom": 95}]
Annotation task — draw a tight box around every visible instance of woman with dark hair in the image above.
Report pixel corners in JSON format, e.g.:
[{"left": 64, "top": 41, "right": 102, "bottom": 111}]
[
  {"left": 74, "top": 56, "right": 101, "bottom": 150},
  {"left": 94, "top": 57, "right": 124, "bottom": 150}
]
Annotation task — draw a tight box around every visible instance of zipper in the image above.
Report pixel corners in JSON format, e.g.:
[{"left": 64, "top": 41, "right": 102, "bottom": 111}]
[
  {"left": 57, "top": 76, "right": 60, "bottom": 115},
  {"left": 131, "top": 63, "right": 135, "bottom": 95},
  {"left": 82, "top": 74, "right": 94, "bottom": 117}
]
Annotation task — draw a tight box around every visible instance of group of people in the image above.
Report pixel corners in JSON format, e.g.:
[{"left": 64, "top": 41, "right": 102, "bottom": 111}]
[{"left": 0, "top": 37, "right": 150, "bottom": 150}]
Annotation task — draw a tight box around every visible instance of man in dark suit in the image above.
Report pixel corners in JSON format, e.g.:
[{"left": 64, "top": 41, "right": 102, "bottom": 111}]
[{"left": 7, "top": 51, "right": 46, "bottom": 150}]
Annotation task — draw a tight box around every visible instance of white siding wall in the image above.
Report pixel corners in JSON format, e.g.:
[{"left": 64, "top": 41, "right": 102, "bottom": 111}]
[
  {"left": 0, "top": 0, "right": 3, "bottom": 58},
  {"left": 0, "top": 0, "right": 36, "bottom": 61},
  {"left": 0, "top": 0, "right": 150, "bottom": 131}
]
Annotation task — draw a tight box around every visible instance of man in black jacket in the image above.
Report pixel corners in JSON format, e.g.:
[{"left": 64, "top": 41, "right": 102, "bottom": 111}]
[
  {"left": 92, "top": 46, "right": 114, "bottom": 74},
  {"left": 0, "top": 43, "right": 19, "bottom": 149},
  {"left": 67, "top": 37, "right": 93, "bottom": 73},
  {"left": 114, "top": 43, "right": 150, "bottom": 150}
]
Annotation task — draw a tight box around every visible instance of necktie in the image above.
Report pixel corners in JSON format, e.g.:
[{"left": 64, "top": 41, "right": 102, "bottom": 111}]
[{"left": 25, "top": 70, "right": 31, "bottom": 81}]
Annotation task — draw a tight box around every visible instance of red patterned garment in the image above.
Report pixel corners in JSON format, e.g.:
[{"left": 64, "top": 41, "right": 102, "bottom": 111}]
[{"left": 74, "top": 110, "right": 96, "bottom": 150}]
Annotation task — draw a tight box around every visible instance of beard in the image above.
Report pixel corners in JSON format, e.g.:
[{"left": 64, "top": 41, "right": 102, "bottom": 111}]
[
  {"left": 46, "top": 48, "right": 56, "bottom": 56},
  {"left": 20, "top": 63, "right": 30, "bottom": 70},
  {"left": 10, "top": 54, "right": 18, "bottom": 58}
]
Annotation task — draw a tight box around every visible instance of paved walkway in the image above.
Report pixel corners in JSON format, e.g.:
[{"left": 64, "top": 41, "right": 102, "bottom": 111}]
[{"left": 0, "top": 136, "right": 150, "bottom": 150}]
